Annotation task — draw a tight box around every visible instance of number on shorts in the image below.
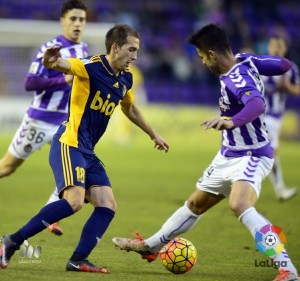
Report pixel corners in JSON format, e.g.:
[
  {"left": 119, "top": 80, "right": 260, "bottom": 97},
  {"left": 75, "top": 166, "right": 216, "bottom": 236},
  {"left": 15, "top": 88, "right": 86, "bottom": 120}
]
[
  {"left": 75, "top": 166, "right": 85, "bottom": 183},
  {"left": 27, "top": 129, "right": 46, "bottom": 143},
  {"left": 207, "top": 166, "right": 214, "bottom": 176}
]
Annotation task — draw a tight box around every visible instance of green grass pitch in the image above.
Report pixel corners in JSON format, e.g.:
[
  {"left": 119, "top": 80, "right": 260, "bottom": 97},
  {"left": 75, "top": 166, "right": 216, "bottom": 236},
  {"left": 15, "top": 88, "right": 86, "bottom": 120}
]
[{"left": 0, "top": 105, "right": 299, "bottom": 281}]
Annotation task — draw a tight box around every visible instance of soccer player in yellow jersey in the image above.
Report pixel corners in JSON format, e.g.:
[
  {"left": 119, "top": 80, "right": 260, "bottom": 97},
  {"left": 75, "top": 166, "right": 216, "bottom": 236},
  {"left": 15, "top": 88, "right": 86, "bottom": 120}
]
[{"left": 0, "top": 24, "right": 169, "bottom": 273}]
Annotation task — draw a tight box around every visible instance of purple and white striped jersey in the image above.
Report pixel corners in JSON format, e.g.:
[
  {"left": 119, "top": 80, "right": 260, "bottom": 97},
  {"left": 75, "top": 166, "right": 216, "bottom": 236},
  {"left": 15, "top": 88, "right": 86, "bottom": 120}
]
[
  {"left": 26, "top": 34, "right": 88, "bottom": 125},
  {"left": 218, "top": 53, "right": 290, "bottom": 158},
  {"left": 262, "top": 62, "right": 299, "bottom": 119}
]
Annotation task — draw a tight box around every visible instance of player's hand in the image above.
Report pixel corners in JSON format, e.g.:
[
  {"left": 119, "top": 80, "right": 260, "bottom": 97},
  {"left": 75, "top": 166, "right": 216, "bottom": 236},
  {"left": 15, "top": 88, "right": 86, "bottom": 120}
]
[
  {"left": 42, "top": 45, "right": 63, "bottom": 68},
  {"left": 152, "top": 134, "right": 169, "bottom": 153},
  {"left": 201, "top": 117, "right": 234, "bottom": 130},
  {"left": 65, "top": 74, "right": 74, "bottom": 85}
]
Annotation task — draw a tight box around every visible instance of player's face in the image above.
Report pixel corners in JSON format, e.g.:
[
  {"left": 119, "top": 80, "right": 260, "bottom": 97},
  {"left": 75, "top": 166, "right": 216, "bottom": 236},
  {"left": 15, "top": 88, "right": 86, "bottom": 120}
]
[
  {"left": 114, "top": 36, "right": 140, "bottom": 72},
  {"left": 197, "top": 49, "right": 220, "bottom": 74},
  {"left": 268, "top": 38, "right": 287, "bottom": 57},
  {"left": 61, "top": 9, "right": 86, "bottom": 43}
]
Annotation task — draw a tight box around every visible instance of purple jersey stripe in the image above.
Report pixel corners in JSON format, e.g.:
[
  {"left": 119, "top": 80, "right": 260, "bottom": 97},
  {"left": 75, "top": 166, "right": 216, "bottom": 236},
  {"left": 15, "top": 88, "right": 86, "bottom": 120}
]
[
  {"left": 57, "top": 90, "right": 70, "bottom": 110},
  {"left": 226, "top": 130, "right": 235, "bottom": 146},
  {"left": 240, "top": 125, "right": 253, "bottom": 145},
  {"left": 27, "top": 107, "right": 68, "bottom": 125},
  {"left": 69, "top": 47, "right": 77, "bottom": 58},
  {"left": 252, "top": 118, "right": 266, "bottom": 143}
]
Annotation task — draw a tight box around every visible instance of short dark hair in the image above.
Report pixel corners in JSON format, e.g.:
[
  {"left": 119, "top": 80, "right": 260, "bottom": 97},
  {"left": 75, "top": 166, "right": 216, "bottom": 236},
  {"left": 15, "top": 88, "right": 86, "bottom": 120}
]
[
  {"left": 105, "top": 24, "right": 140, "bottom": 53},
  {"left": 61, "top": 0, "right": 87, "bottom": 17},
  {"left": 187, "top": 24, "right": 231, "bottom": 55}
]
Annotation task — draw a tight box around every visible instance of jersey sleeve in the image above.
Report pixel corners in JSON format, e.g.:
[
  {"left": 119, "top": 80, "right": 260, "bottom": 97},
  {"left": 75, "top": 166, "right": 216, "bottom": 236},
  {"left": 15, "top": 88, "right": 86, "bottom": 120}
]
[
  {"left": 67, "top": 58, "right": 89, "bottom": 79},
  {"left": 251, "top": 55, "right": 291, "bottom": 76},
  {"left": 121, "top": 89, "right": 135, "bottom": 104},
  {"left": 225, "top": 73, "right": 263, "bottom": 105}
]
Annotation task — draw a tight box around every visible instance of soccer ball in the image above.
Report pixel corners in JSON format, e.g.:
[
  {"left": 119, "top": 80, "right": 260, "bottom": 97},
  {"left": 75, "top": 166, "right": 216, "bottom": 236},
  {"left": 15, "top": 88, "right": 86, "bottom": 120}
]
[{"left": 159, "top": 237, "right": 197, "bottom": 274}]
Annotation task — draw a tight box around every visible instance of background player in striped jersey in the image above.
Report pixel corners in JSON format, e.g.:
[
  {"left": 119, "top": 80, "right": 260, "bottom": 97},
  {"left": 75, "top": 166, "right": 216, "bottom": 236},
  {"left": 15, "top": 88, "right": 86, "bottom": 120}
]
[
  {"left": 0, "top": 23, "right": 169, "bottom": 273},
  {"left": 112, "top": 24, "right": 299, "bottom": 281},
  {"left": 0, "top": 0, "right": 88, "bottom": 235},
  {"left": 262, "top": 35, "right": 300, "bottom": 201}
]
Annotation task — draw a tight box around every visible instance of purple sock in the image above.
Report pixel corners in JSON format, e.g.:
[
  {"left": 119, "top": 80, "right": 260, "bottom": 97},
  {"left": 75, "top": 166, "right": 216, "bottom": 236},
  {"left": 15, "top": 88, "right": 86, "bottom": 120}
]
[
  {"left": 70, "top": 207, "right": 115, "bottom": 261},
  {"left": 12, "top": 199, "right": 74, "bottom": 242}
]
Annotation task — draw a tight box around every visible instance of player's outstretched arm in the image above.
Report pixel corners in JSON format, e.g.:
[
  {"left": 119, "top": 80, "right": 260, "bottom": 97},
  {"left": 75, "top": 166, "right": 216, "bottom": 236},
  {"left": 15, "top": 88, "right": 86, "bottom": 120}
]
[
  {"left": 201, "top": 96, "right": 265, "bottom": 130},
  {"left": 201, "top": 117, "right": 234, "bottom": 130},
  {"left": 42, "top": 45, "right": 71, "bottom": 73},
  {"left": 120, "top": 102, "right": 169, "bottom": 152}
]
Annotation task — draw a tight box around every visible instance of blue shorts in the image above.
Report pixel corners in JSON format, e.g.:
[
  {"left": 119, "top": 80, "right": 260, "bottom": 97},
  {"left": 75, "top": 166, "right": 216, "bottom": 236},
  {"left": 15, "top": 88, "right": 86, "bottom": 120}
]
[{"left": 49, "top": 138, "right": 111, "bottom": 198}]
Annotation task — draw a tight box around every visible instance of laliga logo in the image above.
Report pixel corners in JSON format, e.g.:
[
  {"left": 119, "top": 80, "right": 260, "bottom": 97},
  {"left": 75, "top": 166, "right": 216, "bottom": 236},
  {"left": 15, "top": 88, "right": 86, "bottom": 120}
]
[
  {"left": 19, "top": 240, "right": 42, "bottom": 259},
  {"left": 255, "top": 224, "right": 286, "bottom": 257}
]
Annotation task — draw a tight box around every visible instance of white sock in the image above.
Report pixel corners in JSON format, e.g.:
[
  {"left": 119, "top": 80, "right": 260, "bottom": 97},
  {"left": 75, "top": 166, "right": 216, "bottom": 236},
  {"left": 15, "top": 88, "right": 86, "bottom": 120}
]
[
  {"left": 45, "top": 187, "right": 60, "bottom": 205},
  {"left": 269, "top": 155, "right": 286, "bottom": 193},
  {"left": 239, "top": 207, "right": 297, "bottom": 274},
  {"left": 145, "top": 201, "right": 202, "bottom": 252}
]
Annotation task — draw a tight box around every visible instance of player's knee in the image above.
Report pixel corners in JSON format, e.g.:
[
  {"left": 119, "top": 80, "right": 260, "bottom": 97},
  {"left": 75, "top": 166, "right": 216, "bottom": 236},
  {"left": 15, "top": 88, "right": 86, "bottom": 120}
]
[
  {"left": 104, "top": 199, "right": 117, "bottom": 212},
  {"left": 72, "top": 202, "right": 84, "bottom": 212},
  {"left": 110, "top": 200, "right": 117, "bottom": 212},
  {"left": 94, "top": 199, "right": 117, "bottom": 212},
  {"left": 67, "top": 200, "right": 84, "bottom": 212},
  {"left": 186, "top": 200, "right": 203, "bottom": 216},
  {"left": 229, "top": 200, "right": 249, "bottom": 217}
]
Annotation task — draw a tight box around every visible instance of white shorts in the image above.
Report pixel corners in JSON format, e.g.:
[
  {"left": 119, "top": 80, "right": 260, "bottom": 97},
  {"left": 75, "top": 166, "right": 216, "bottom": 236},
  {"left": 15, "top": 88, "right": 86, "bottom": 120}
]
[
  {"left": 196, "top": 151, "right": 274, "bottom": 198},
  {"left": 265, "top": 115, "right": 282, "bottom": 149},
  {"left": 8, "top": 114, "right": 59, "bottom": 160}
]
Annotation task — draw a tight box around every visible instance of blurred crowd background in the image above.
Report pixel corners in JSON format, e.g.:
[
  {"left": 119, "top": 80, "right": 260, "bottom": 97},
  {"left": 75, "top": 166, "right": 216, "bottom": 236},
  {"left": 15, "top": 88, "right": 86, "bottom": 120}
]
[{"left": 0, "top": 0, "right": 300, "bottom": 108}]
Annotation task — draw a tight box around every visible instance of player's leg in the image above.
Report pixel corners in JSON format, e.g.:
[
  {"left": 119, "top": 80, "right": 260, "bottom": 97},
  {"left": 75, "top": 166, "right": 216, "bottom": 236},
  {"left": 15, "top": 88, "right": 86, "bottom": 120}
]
[
  {"left": 0, "top": 114, "right": 32, "bottom": 178},
  {"left": 0, "top": 114, "right": 57, "bottom": 178},
  {"left": 66, "top": 156, "right": 113, "bottom": 273},
  {"left": 0, "top": 184, "right": 82, "bottom": 268},
  {"left": 112, "top": 152, "right": 226, "bottom": 261},
  {"left": 0, "top": 141, "right": 86, "bottom": 269},
  {"left": 112, "top": 189, "right": 224, "bottom": 262},
  {"left": 270, "top": 152, "right": 298, "bottom": 201},
  {"left": 45, "top": 187, "right": 64, "bottom": 236},
  {"left": 0, "top": 152, "right": 24, "bottom": 178},
  {"left": 229, "top": 156, "right": 298, "bottom": 280},
  {"left": 265, "top": 116, "right": 298, "bottom": 201},
  {"left": 144, "top": 189, "right": 224, "bottom": 251}
]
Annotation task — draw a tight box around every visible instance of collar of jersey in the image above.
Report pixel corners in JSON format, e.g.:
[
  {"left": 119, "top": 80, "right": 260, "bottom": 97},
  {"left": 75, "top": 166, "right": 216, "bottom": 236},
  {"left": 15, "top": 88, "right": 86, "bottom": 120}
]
[{"left": 100, "top": 55, "right": 115, "bottom": 76}]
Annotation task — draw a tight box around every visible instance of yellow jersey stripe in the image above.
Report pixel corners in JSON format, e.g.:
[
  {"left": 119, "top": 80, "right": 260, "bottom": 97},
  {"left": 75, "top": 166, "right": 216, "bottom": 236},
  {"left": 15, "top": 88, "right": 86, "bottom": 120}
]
[
  {"left": 60, "top": 59, "right": 91, "bottom": 147},
  {"left": 61, "top": 143, "right": 73, "bottom": 186}
]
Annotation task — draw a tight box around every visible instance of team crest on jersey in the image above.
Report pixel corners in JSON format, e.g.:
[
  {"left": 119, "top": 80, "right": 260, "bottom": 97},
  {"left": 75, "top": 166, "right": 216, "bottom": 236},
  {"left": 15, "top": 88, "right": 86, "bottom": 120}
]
[
  {"left": 28, "top": 62, "right": 39, "bottom": 74},
  {"left": 122, "top": 85, "right": 127, "bottom": 97},
  {"left": 81, "top": 58, "right": 92, "bottom": 65}
]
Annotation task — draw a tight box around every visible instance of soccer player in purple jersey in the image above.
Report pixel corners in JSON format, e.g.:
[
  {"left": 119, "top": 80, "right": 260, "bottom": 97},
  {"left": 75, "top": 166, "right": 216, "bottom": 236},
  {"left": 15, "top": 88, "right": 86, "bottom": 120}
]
[
  {"left": 262, "top": 35, "right": 300, "bottom": 201},
  {"left": 0, "top": 0, "right": 88, "bottom": 236},
  {"left": 112, "top": 24, "right": 299, "bottom": 281},
  {"left": 0, "top": 24, "right": 169, "bottom": 273}
]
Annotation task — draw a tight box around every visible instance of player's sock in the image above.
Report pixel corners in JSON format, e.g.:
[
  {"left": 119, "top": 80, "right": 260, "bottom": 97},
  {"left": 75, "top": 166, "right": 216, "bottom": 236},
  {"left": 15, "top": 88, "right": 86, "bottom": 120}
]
[
  {"left": 45, "top": 187, "right": 60, "bottom": 205},
  {"left": 16, "top": 199, "right": 74, "bottom": 240},
  {"left": 269, "top": 155, "right": 286, "bottom": 193},
  {"left": 239, "top": 207, "right": 297, "bottom": 275},
  {"left": 145, "top": 201, "right": 202, "bottom": 252},
  {"left": 70, "top": 207, "right": 115, "bottom": 260}
]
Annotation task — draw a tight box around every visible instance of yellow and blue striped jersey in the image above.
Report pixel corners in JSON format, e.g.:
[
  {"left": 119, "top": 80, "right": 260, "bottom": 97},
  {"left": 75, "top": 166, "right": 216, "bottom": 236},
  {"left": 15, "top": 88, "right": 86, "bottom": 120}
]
[{"left": 54, "top": 55, "right": 134, "bottom": 154}]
